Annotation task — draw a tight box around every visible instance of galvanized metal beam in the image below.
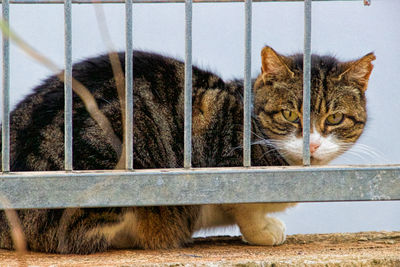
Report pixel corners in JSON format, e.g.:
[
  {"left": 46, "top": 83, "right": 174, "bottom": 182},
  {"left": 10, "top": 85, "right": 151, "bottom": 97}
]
[
  {"left": 0, "top": 165, "right": 399, "bottom": 209},
  {"left": 64, "top": 0, "right": 73, "bottom": 171},
  {"left": 243, "top": 0, "right": 252, "bottom": 167},
  {"left": 184, "top": 0, "right": 193, "bottom": 168},
  {"left": 0, "top": 0, "right": 370, "bottom": 4},
  {"left": 302, "top": 0, "right": 311, "bottom": 166},
  {"left": 1, "top": 0, "right": 10, "bottom": 173},
  {"left": 125, "top": 0, "right": 134, "bottom": 170}
]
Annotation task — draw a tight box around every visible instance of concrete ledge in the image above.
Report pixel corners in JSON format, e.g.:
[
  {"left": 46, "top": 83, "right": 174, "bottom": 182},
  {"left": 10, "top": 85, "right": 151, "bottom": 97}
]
[{"left": 1, "top": 231, "right": 399, "bottom": 266}]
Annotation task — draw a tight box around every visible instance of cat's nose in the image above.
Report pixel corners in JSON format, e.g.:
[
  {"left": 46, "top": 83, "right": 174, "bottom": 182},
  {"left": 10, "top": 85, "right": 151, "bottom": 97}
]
[{"left": 310, "top": 142, "right": 321, "bottom": 154}]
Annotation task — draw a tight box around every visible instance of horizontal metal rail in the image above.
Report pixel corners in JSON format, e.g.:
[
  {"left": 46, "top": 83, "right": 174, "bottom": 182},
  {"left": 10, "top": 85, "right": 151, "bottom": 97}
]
[
  {"left": 0, "top": 165, "right": 398, "bottom": 209},
  {"left": 0, "top": 0, "right": 369, "bottom": 4}
]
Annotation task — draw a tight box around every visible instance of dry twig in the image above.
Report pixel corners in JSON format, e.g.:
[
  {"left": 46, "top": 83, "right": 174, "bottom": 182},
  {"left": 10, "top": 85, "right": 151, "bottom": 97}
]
[{"left": 0, "top": 19, "right": 123, "bottom": 158}]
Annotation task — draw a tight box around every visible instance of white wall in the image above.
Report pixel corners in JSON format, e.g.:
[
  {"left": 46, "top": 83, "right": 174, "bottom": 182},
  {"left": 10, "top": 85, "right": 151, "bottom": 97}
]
[{"left": 1, "top": 0, "right": 399, "bottom": 235}]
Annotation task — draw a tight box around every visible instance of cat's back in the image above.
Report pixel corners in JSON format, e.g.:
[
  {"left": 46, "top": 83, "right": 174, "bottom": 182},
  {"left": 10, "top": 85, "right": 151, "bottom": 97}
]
[{"left": 7, "top": 51, "right": 239, "bottom": 171}]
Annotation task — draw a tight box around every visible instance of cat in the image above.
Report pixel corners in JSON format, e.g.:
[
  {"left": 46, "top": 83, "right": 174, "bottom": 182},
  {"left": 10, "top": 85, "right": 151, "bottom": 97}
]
[{"left": 0, "top": 46, "right": 375, "bottom": 254}]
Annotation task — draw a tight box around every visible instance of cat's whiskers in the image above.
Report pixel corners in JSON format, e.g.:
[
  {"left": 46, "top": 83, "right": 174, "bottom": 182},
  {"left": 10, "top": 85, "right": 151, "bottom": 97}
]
[
  {"left": 334, "top": 143, "right": 373, "bottom": 163},
  {"left": 250, "top": 130, "right": 269, "bottom": 140},
  {"left": 352, "top": 143, "right": 388, "bottom": 161},
  {"left": 260, "top": 148, "right": 287, "bottom": 159},
  {"left": 333, "top": 141, "right": 388, "bottom": 163},
  {"left": 249, "top": 136, "right": 288, "bottom": 159},
  {"left": 228, "top": 132, "right": 280, "bottom": 154},
  {"left": 228, "top": 146, "right": 243, "bottom": 154},
  {"left": 251, "top": 137, "right": 384, "bottom": 165},
  {"left": 251, "top": 139, "right": 276, "bottom": 147},
  {"left": 348, "top": 148, "right": 387, "bottom": 163},
  {"left": 337, "top": 150, "right": 369, "bottom": 163}
]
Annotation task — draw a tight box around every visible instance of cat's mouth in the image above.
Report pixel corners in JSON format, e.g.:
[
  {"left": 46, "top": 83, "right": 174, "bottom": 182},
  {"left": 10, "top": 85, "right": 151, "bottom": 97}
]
[
  {"left": 272, "top": 133, "right": 344, "bottom": 166},
  {"left": 282, "top": 156, "right": 326, "bottom": 166},
  {"left": 277, "top": 149, "right": 336, "bottom": 166}
]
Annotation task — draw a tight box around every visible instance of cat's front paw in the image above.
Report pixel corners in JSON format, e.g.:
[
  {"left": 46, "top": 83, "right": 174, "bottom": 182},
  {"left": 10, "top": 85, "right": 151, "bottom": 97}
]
[{"left": 240, "top": 217, "right": 286, "bottom": 246}]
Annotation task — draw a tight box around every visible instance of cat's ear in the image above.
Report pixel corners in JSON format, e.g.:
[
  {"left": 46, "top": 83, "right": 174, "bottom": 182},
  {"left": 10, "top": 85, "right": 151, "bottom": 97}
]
[
  {"left": 261, "top": 46, "right": 294, "bottom": 81},
  {"left": 337, "top": 52, "right": 376, "bottom": 92}
]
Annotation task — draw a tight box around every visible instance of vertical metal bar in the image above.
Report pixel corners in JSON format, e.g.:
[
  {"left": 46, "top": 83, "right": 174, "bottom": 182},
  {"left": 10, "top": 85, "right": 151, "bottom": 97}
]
[
  {"left": 243, "top": 0, "right": 252, "bottom": 167},
  {"left": 184, "top": 0, "right": 192, "bottom": 168},
  {"left": 125, "top": 0, "right": 133, "bottom": 170},
  {"left": 64, "top": 0, "right": 73, "bottom": 171},
  {"left": 302, "top": 0, "right": 311, "bottom": 166},
  {"left": 1, "top": 0, "right": 10, "bottom": 172}
]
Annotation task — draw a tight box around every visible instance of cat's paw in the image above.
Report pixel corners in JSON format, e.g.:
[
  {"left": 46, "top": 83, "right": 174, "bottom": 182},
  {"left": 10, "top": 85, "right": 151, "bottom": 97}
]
[{"left": 240, "top": 217, "right": 286, "bottom": 246}]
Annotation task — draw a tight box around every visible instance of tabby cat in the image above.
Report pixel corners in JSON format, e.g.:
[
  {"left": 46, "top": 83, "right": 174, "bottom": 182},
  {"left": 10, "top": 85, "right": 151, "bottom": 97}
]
[{"left": 0, "top": 46, "right": 375, "bottom": 254}]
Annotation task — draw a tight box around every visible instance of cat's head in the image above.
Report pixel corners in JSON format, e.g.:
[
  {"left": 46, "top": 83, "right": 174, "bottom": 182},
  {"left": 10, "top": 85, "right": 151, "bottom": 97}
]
[{"left": 253, "top": 46, "right": 375, "bottom": 165}]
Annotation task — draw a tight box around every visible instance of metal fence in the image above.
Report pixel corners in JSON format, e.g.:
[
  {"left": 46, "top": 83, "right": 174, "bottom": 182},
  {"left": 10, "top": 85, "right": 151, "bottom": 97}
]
[{"left": 1, "top": 0, "right": 399, "bottom": 210}]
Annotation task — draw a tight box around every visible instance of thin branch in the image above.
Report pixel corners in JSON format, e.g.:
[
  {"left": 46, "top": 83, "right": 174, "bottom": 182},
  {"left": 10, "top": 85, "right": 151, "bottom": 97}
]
[
  {"left": 0, "top": 19, "right": 122, "bottom": 158},
  {"left": 0, "top": 196, "right": 27, "bottom": 266},
  {"left": 93, "top": 5, "right": 128, "bottom": 169}
]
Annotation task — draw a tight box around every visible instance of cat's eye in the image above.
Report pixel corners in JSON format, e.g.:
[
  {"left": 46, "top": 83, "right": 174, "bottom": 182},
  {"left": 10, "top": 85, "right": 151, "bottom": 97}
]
[
  {"left": 326, "top": 113, "right": 344, "bottom": 126},
  {"left": 282, "top": 110, "right": 299, "bottom": 123}
]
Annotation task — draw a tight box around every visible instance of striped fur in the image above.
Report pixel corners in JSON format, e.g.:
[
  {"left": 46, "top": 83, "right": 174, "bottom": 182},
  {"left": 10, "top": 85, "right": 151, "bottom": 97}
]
[{"left": 0, "top": 48, "right": 374, "bottom": 253}]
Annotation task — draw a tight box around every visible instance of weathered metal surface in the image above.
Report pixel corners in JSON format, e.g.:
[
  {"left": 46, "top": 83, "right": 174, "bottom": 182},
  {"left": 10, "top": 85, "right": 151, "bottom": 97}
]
[
  {"left": 184, "top": 0, "right": 193, "bottom": 168},
  {"left": 125, "top": 0, "right": 134, "bottom": 170},
  {"left": 243, "top": 0, "right": 252, "bottom": 167},
  {"left": 0, "top": 165, "right": 399, "bottom": 209},
  {"left": 0, "top": 0, "right": 369, "bottom": 4},
  {"left": 302, "top": 0, "right": 311, "bottom": 166},
  {"left": 1, "top": 0, "right": 10, "bottom": 173},
  {"left": 64, "top": 0, "right": 73, "bottom": 171}
]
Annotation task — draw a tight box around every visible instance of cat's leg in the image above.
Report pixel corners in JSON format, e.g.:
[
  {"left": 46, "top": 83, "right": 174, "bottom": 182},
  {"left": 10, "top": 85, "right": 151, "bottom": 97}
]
[
  {"left": 194, "top": 204, "right": 236, "bottom": 230},
  {"left": 54, "top": 208, "right": 117, "bottom": 254},
  {"left": 0, "top": 208, "right": 116, "bottom": 254},
  {"left": 221, "top": 203, "right": 296, "bottom": 246},
  {"left": 86, "top": 206, "right": 200, "bottom": 250},
  {"left": 57, "top": 206, "right": 199, "bottom": 252},
  {"left": 127, "top": 206, "right": 200, "bottom": 249}
]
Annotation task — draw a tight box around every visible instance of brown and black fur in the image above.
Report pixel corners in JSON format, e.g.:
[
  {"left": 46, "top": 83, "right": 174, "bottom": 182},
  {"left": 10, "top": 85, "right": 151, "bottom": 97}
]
[{"left": 0, "top": 48, "right": 374, "bottom": 254}]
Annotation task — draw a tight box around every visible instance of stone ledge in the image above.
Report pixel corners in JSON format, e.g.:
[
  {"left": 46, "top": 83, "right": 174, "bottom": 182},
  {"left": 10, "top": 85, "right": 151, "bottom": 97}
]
[{"left": 1, "top": 231, "right": 399, "bottom": 266}]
